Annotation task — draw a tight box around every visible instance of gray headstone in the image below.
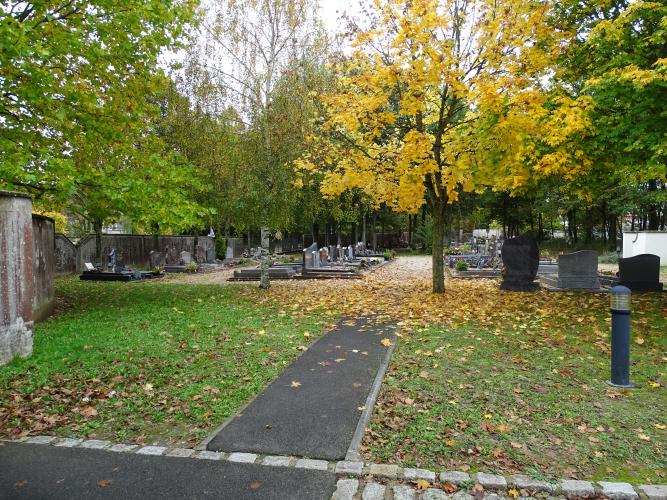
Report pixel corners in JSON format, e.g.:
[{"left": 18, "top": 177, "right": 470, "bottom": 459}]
[
  {"left": 558, "top": 250, "right": 600, "bottom": 289},
  {"left": 500, "top": 233, "right": 540, "bottom": 291},
  {"left": 226, "top": 245, "right": 234, "bottom": 259},
  {"left": 303, "top": 242, "right": 318, "bottom": 268},
  {"left": 347, "top": 246, "right": 354, "bottom": 259},
  {"left": 618, "top": 254, "right": 663, "bottom": 291},
  {"left": 180, "top": 251, "right": 192, "bottom": 265},
  {"left": 311, "top": 251, "right": 320, "bottom": 268}
]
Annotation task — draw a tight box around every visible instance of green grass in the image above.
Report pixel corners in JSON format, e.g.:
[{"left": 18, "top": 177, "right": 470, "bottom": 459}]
[
  {"left": 0, "top": 277, "right": 330, "bottom": 446},
  {"left": 364, "top": 292, "right": 666, "bottom": 484}
]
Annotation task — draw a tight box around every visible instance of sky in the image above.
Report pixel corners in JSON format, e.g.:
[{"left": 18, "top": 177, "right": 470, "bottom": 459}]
[{"left": 320, "top": 0, "right": 363, "bottom": 34}]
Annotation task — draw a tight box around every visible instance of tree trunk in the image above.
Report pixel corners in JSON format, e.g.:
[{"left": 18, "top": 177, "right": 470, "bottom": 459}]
[
  {"left": 362, "top": 212, "right": 367, "bottom": 245},
  {"left": 431, "top": 201, "right": 446, "bottom": 293},
  {"left": 371, "top": 213, "right": 377, "bottom": 251},
  {"left": 312, "top": 222, "right": 319, "bottom": 246},
  {"left": 408, "top": 215, "right": 413, "bottom": 247},
  {"left": 648, "top": 179, "right": 659, "bottom": 230}
]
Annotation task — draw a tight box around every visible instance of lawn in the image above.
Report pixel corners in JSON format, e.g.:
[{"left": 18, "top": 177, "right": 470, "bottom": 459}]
[
  {"left": 0, "top": 277, "right": 332, "bottom": 447},
  {"left": 362, "top": 285, "right": 666, "bottom": 484}
]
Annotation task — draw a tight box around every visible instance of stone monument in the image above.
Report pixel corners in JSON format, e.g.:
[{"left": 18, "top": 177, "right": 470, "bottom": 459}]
[
  {"left": 557, "top": 250, "right": 600, "bottom": 290},
  {"left": 500, "top": 233, "right": 540, "bottom": 291},
  {"left": 618, "top": 254, "right": 663, "bottom": 291}
]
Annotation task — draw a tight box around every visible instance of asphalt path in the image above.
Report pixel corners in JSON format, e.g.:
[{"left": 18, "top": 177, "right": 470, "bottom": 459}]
[
  {"left": 0, "top": 442, "right": 336, "bottom": 500},
  {"left": 206, "top": 318, "right": 396, "bottom": 460}
]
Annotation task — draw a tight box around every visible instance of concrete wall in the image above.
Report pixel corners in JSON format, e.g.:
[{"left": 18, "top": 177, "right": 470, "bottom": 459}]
[
  {"left": 0, "top": 191, "right": 34, "bottom": 365},
  {"left": 32, "top": 215, "right": 55, "bottom": 323},
  {"left": 623, "top": 231, "right": 667, "bottom": 264},
  {"left": 54, "top": 234, "right": 216, "bottom": 273}
]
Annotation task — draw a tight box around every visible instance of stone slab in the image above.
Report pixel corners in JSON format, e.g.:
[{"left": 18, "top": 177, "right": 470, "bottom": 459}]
[
  {"left": 332, "top": 479, "right": 359, "bottom": 500},
  {"left": 598, "top": 481, "right": 638, "bottom": 500},
  {"left": 362, "top": 481, "right": 385, "bottom": 500},
  {"left": 639, "top": 485, "right": 667, "bottom": 500},
  {"left": 560, "top": 479, "right": 595, "bottom": 498}
]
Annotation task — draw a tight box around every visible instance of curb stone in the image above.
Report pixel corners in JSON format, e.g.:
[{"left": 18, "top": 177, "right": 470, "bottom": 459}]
[{"left": 2, "top": 435, "right": 664, "bottom": 500}]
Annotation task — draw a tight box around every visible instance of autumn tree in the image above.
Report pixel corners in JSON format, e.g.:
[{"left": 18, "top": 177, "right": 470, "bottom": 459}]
[{"left": 297, "top": 0, "right": 562, "bottom": 292}]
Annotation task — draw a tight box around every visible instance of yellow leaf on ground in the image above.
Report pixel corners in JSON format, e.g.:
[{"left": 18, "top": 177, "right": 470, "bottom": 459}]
[
  {"left": 635, "top": 337, "right": 645, "bottom": 345},
  {"left": 638, "top": 433, "right": 651, "bottom": 441},
  {"left": 414, "top": 479, "right": 430, "bottom": 491},
  {"left": 380, "top": 338, "right": 393, "bottom": 346},
  {"left": 290, "top": 381, "right": 302, "bottom": 388}
]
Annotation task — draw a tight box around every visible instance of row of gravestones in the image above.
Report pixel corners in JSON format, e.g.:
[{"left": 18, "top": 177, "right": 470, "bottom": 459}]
[
  {"left": 500, "top": 233, "right": 663, "bottom": 292},
  {"left": 303, "top": 243, "right": 357, "bottom": 268},
  {"left": 149, "top": 248, "right": 196, "bottom": 269}
]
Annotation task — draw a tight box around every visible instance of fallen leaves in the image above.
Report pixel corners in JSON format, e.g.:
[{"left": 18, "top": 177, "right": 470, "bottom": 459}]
[
  {"left": 290, "top": 381, "right": 301, "bottom": 388},
  {"left": 97, "top": 479, "right": 113, "bottom": 488},
  {"left": 380, "top": 338, "right": 393, "bottom": 346},
  {"left": 414, "top": 479, "right": 430, "bottom": 491}
]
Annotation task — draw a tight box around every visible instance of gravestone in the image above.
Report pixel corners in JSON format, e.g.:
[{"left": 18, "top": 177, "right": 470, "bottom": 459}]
[
  {"left": 311, "top": 251, "right": 320, "bottom": 268},
  {"left": 196, "top": 245, "right": 206, "bottom": 263},
  {"left": 319, "top": 247, "right": 329, "bottom": 265},
  {"left": 303, "top": 243, "right": 318, "bottom": 268},
  {"left": 180, "top": 251, "right": 192, "bottom": 265},
  {"left": 558, "top": 250, "right": 600, "bottom": 290},
  {"left": 332, "top": 246, "right": 339, "bottom": 262},
  {"left": 347, "top": 246, "right": 354, "bottom": 259},
  {"left": 149, "top": 250, "right": 165, "bottom": 269},
  {"left": 225, "top": 245, "right": 234, "bottom": 260},
  {"left": 618, "top": 254, "right": 663, "bottom": 291},
  {"left": 500, "top": 233, "right": 540, "bottom": 291},
  {"left": 165, "top": 246, "right": 180, "bottom": 265}
]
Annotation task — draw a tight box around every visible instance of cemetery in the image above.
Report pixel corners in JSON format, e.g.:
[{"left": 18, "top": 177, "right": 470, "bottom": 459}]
[{"left": 1, "top": 0, "right": 666, "bottom": 498}]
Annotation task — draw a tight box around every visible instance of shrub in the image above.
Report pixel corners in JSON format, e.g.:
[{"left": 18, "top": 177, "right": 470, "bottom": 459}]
[{"left": 455, "top": 259, "right": 468, "bottom": 271}]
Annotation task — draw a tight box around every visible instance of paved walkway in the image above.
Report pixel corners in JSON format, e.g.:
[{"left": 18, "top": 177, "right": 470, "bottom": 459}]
[
  {"left": 0, "top": 442, "right": 336, "bottom": 500},
  {"left": 206, "top": 318, "right": 396, "bottom": 460}
]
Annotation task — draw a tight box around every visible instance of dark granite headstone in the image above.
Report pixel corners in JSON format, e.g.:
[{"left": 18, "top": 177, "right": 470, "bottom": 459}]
[
  {"left": 500, "top": 233, "right": 539, "bottom": 291},
  {"left": 618, "top": 254, "right": 663, "bottom": 291},
  {"left": 558, "top": 250, "right": 600, "bottom": 290}
]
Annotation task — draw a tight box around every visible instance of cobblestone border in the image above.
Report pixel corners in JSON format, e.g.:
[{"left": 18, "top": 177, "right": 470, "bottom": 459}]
[{"left": 3, "top": 436, "right": 665, "bottom": 500}]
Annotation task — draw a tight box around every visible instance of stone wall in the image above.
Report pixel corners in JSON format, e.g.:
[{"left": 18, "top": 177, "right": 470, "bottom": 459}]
[
  {"left": 55, "top": 234, "right": 77, "bottom": 275},
  {"left": 55, "top": 234, "right": 216, "bottom": 273},
  {"left": 32, "top": 215, "right": 55, "bottom": 323},
  {"left": 0, "top": 191, "right": 34, "bottom": 365}
]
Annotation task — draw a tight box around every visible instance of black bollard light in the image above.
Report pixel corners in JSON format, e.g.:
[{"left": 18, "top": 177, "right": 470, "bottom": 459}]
[{"left": 607, "top": 285, "right": 634, "bottom": 388}]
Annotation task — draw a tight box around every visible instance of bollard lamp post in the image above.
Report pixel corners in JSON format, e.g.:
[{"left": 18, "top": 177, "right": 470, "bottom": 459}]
[{"left": 607, "top": 286, "right": 634, "bottom": 388}]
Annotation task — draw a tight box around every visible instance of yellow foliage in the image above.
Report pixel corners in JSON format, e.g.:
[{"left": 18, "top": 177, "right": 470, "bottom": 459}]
[{"left": 296, "top": 0, "right": 571, "bottom": 213}]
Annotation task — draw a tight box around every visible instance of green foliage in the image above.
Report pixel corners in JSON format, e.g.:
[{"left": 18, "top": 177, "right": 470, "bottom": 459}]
[
  {"left": 455, "top": 259, "right": 468, "bottom": 271},
  {"left": 0, "top": 1, "right": 208, "bottom": 235},
  {"left": 184, "top": 262, "right": 199, "bottom": 272},
  {"left": 414, "top": 217, "right": 434, "bottom": 252}
]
